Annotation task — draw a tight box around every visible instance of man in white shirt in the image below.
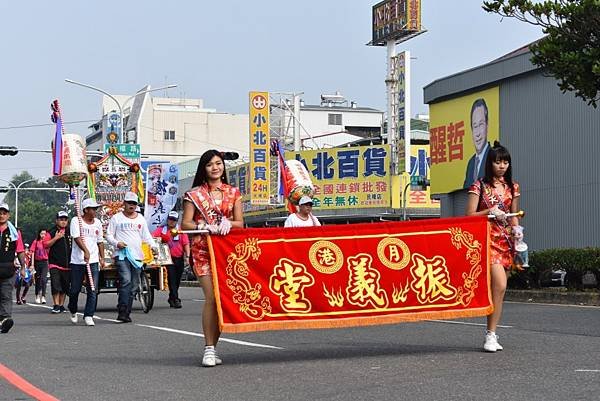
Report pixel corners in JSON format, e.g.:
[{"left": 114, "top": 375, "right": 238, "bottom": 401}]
[
  {"left": 68, "top": 198, "right": 105, "bottom": 327},
  {"left": 284, "top": 196, "right": 322, "bottom": 228},
  {"left": 106, "top": 192, "right": 154, "bottom": 323}
]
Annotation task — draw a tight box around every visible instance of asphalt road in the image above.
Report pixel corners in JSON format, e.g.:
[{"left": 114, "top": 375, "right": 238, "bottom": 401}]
[{"left": 1, "top": 286, "right": 599, "bottom": 401}]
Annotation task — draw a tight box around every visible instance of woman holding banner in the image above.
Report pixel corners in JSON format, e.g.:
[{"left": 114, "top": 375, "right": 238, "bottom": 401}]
[
  {"left": 466, "top": 141, "right": 520, "bottom": 353},
  {"left": 182, "top": 149, "right": 243, "bottom": 367}
]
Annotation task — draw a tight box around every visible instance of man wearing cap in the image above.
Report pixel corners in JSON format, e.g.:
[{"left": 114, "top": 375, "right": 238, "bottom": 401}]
[
  {"left": 284, "top": 196, "right": 322, "bottom": 228},
  {"left": 44, "top": 211, "right": 72, "bottom": 313},
  {"left": 106, "top": 192, "right": 154, "bottom": 323},
  {"left": 68, "top": 198, "right": 105, "bottom": 326},
  {"left": 0, "top": 203, "right": 27, "bottom": 334},
  {"left": 152, "top": 211, "right": 190, "bottom": 308}
]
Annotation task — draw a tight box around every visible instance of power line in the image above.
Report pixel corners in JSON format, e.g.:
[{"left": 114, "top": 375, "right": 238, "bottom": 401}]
[{"left": 0, "top": 119, "right": 97, "bottom": 131}]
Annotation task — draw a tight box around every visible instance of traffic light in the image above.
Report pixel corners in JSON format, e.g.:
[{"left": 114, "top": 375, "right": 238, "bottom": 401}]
[
  {"left": 0, "top": 146, "right": 18, "bottom": 156},
  {"left": 221, "top": 151, "right": 239, "bottom": 160}
]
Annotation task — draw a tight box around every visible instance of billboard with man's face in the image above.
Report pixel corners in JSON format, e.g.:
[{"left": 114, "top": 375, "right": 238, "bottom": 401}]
[{"left": 429, "top": 86, "right": 499, "bottom": 194}]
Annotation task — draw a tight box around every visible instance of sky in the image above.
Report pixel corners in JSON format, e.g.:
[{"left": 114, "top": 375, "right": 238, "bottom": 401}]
[{"left": 0, "top": 0, "right": 543, "bottom": 183}]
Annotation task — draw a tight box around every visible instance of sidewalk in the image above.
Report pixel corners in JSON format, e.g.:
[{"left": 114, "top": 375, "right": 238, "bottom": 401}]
[{"left": 181, "top": 281, "right": 600, "bottom": 306}]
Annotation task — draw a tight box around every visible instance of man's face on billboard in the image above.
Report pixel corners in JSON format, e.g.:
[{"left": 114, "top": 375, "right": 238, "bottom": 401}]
[{"left": 471, "top": 105, "right": 488, "bottom": 154}]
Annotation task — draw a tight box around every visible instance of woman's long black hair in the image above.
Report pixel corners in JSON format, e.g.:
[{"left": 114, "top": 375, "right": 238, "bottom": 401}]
[
  {"left": 36, "top": 228, "right": 46, "bottom": 241},
  {"left": 483, "top": 141, "right": 515, "bottom": 195},
  {"left": 191, "top": 149, "right": 229, "bottom": 188}
]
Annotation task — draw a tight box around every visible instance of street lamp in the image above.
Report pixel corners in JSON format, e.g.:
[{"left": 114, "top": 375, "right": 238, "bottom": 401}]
[
  {"left": 0, "top": 178, "right": 39, "bottom": 227},
  {"left": 64, "top": 79, "right": 177, "bottom": 143}
]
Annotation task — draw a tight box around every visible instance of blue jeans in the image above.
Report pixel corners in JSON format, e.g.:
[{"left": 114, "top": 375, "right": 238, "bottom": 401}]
[
  {"left": 68, "top": 263, "right": 99, "bottom": 317},
  {"left": 115, "top": 258, "right": 140, "bottom": 312}
]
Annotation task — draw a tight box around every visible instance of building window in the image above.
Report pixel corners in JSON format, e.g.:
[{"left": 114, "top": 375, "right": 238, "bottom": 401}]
[
  {"left": 164, "top": 130, "right": 175, "bottom": 141},
  {"left": 328, "top": 113, "right": 342, "bottom": 125}
]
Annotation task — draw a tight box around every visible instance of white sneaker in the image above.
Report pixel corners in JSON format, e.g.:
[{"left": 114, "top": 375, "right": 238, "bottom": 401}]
[
  {"left": 215, "top": 354, "right": 222, "bottom": 365},
  {"left": 495, "top": 334, "right": 503, "bottom": 351},
  {"left": 35, "top": 295, "right": 41, "bottom": 304},
  {"left": 84, "top": 316, "right": 95, "bottom": 326},
  {"left": 41, "top": 296, "right": 46, "bottom": 304},
  {"left": 202, "top": 347, "right": 217, "bottom": 367},
  {"left": 483, "top": 331, "right": 499, "bottom": 352},
  {"left": 70, "top": 313, "right": 78, "bottom": 324}
]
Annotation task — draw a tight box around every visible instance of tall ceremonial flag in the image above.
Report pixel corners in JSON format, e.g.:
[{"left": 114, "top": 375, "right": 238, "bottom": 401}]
[
  {"left": 208, "top": 216, "right": 492, "bottom": 333},
  {"left": 51, "top": 100, "right": 64, "bottom": 176}
]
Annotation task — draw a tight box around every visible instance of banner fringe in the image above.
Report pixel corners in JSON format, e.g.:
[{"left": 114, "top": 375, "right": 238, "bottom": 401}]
[{"left": 219, "top": 305, "right": 494, "bottom": 334}]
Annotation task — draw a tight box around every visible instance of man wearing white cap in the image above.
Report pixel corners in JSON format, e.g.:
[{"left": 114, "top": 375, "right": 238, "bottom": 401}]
[
  {"left": 44, "top": 210, "right": 72, "bottom": 313},
  {"left": 106, "top": 192, "right": 154, "bottom": 323},
  {"left": 68, "top": 198, "right": 105, "bottom": 326},
  {"left": 0, "top": 203, "right": 28, "bottom": 334},
  {"left": 152, "top": 210, "right": 190, "bottom": 308},
  {"left": 284, "top": 196, "right": 322, "bottom": 228}
]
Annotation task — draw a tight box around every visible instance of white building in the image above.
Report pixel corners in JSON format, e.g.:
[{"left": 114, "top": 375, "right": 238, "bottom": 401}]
[{"left": 86, "top": 94, "right": 248, "bottom": 164}]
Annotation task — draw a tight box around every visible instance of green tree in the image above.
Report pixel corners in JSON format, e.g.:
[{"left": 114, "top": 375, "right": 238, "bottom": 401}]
[
  {"left": 483, "top": 0, "right": 600, "bottom": 107},
  {"left": 1, "top": 171, "right": 75, "bottom": 243}
]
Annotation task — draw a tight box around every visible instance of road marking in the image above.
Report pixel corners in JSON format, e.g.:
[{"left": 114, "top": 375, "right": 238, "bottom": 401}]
[
  {"left": 135, "top": 324, "right": 284, "bottom": 349},
  {"left": 0, "top": 363, "right": 60, "bottom": 401},
  {"left": 575, "top": 369, "right": 600, "bottom": 372},
  {"left": 22, "top": 302, "right": 281, "bottom": 349},
  {"left": 427, "top": 319, "right": 513, "bottom": 328},
  {"left": 190, "top": 298, "right": 205, "bottom": 302}
]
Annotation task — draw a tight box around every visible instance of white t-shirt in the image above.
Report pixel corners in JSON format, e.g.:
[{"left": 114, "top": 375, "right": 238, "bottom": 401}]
[
  {"left": 106, "top": 212, "right": 153, "bottom": 260},
  {"left": 70, "top": 217, "right": 104, "bottom": 264},
  {"left": 284, "top": 213, "right": 321, "bottom": 228}
]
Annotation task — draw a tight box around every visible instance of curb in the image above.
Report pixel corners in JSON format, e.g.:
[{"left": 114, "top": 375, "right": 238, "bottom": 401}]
[
  {"left": 182, "top": 280, "right": 599, "bottom": 306},
  {"left": 505, "top": 289, "right": 600, "bottom": 306},
  {"left": 181, "top": 280, "right": 201, "bottom": 288}
]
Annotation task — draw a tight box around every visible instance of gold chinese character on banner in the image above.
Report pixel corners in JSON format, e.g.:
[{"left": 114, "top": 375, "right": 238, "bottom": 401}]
[
  {"left": 309, "top": 240, "right": 343, "bottom": 274},
  {"left": 346, "top": 254, "right": 388, "bottom": 308},
  {"left": 410, "top": 253, "right": 457, "bottom": 304},
  {"left": 377, "top": 238, "right": 411, "bottom": 270},
  {"left": 270, "top": 258, "right": 315, "bottom": 312}
]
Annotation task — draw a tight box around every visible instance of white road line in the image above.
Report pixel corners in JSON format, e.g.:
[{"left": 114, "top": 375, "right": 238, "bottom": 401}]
[
  {"left": 21, "top": 302, "right": 283, "bottom": 349},
  {"left": 427, "top": 319, "right": 513, "bottom": 328},
  {"left": 575, "top": 370, "right": 600, "bottom": 372},
  {"left": 135, "top": 324, "right": 284, "bottom": 349},
  {"left": 190, "top": 299, "right": 205, "bottom": 302}
]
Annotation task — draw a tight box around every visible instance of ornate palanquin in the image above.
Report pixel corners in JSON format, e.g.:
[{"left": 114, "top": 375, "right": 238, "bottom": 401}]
[{"left": 208, "top": 216, "right": 491, "bottom": 333}]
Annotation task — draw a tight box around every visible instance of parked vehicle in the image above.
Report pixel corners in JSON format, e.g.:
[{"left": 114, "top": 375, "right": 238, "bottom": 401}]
[{"left": 541, "top": 269, "right": 567, "bottom": 287}]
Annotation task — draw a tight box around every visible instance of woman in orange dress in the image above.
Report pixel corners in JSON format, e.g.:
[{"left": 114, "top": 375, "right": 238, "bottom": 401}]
[
  {"left": 466, "top": 141, "right": 520, "bottom": 353},
  {"left": 181, "top": 149, "right": 243, "bottom": 367}
]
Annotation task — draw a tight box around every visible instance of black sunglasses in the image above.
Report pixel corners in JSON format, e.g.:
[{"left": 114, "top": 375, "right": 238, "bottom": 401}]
[{"left": 125, "top": 201, "right": 137, "bottom": 205}]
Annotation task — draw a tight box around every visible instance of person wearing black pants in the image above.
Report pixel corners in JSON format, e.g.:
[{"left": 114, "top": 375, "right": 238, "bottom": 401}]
[
  {"left": 167, "top": 256, "right": 185, "bottom": 307},
  {"left": 0, "top": 202, "right": 27, "bottom": 334},
  {"left": 31, "top": 229, "right": 49, "bottom": 304},
  {"left": 152, "top": 211, "right": 190, "bottom": 309}
]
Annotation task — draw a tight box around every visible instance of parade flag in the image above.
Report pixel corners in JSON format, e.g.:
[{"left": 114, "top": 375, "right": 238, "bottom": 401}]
[
  {"left": 208, "top": 216, "right": 492, "bottom": 333},
  {"left": 51, "top": 100, "right": 64, "bottom": 176}
]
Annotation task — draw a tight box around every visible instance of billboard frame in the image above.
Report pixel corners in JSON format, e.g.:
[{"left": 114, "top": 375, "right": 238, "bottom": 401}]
[{"left": 369, "top": 0, "right": 426, "bottom": 46}]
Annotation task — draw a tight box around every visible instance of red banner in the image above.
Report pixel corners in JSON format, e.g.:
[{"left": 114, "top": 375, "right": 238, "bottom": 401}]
[{"left": 208, "top": 216, "right": 491, "bottom": 333}]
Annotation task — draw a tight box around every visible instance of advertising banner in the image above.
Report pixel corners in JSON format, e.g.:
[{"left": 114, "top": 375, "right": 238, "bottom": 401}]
[
  {"left": 229, "top": 144, "right": 392, "bottom": 216},
  {"left": 396, "top": 51, "right": 411, "bottom": 173},
  {"left": 208, "top": 216, "right": 492, "bottom": 333},
  {"left": 407, "top": 144, "right": 440, "bottom": 209},
  {"left": 249, "top": 91, "right": 270, "bottom": 205},
  {"left": 294, "top": 145, "right": 391, "bottom": 209},
  {"left": 429, "top": 86, "right": 499, "bottom": 194},
  {"left": 372, "top": 0, "right": 422, "bottom": 45},
  {"left": 145, "top": 162, "right": 179, "bottom": 231}
]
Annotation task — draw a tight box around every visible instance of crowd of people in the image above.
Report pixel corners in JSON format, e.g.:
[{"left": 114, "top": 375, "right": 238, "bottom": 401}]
[{"left": 0, "top": 145, "right": 522, "bottom": 365}]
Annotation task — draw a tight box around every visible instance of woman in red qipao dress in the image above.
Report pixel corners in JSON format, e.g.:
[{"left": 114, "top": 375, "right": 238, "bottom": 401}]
[
  {"left": 466, "top": 141, "right": 521, "bottom": 353},
  {"left": 181, "top": 149, "right": 243, "bottom": 367}
]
